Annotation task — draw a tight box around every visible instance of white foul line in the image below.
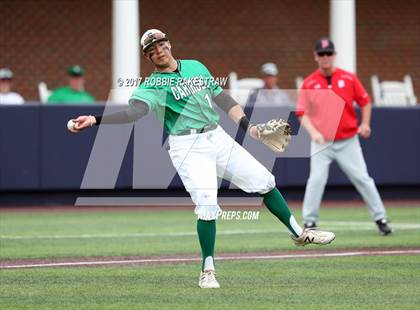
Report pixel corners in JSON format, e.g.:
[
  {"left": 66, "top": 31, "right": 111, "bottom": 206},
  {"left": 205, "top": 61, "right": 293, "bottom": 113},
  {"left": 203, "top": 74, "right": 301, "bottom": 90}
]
[
  {"left": 1, "top": 249, "right": 419, "bottom": 269},
  {"left": 1, "top": 222, "right": 419, "bottom": 240}
]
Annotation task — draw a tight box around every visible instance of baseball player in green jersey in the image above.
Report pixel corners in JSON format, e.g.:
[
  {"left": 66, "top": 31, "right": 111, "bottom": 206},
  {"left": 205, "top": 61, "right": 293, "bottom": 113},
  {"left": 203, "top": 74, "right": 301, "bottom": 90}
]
[{"left": 69, "top": 29, "right": 335, "bottom": 289}]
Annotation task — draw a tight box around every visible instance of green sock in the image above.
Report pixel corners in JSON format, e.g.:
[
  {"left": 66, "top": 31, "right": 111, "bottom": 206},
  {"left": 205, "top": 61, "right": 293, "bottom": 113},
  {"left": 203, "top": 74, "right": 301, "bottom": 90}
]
[
  {"left": 197, "top": 219, "right": 216, "bottom": 271},
  {"left": 261, "top": 188, "right": 301, "bottom": 237}
]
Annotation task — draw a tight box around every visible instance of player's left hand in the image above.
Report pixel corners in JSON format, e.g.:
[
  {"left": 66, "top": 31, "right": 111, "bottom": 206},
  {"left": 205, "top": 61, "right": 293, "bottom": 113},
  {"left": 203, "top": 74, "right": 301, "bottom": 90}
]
[
  {"left": 358, "top": 123, "right": 371, "bottom": 138},
  {"left": 254, "top": 118, "right": 292, "bottom": 153}
]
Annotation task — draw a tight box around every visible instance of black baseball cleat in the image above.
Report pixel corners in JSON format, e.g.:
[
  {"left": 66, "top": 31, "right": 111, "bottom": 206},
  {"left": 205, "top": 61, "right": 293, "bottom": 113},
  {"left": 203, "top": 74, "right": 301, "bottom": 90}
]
[
  {"left": 375, "top": 219, "right": 393, "bottom": 236},
  {"left": 304, "top": 222, "right": 317, "bottom": 229}
]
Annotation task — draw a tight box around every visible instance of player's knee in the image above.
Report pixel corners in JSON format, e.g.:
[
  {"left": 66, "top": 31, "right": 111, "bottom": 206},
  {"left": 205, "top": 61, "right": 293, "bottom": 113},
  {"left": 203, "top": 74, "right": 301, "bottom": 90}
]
[
  {"left": 193, "top": 191, "right": 220, "bottom": 220},
  {"left": 352, "top": 173, "right": 374, "bottom": 186},
  {"left": 308, "top": 171, "right": 328, "bottom": 186},
  {"left": 195, "top": 205, "right": 221, "bottom": 220},
  {"left": 265, "top": 173, "right": 276, "bottom": 192},
  {"left": 255, "top": 172, "right": 276, "bottom": 194}
]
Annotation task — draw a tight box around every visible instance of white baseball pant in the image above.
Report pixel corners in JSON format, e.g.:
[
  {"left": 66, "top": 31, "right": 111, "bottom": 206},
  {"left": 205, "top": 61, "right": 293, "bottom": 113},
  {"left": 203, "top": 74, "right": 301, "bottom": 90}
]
[
  {"left": 168, "top": 126, "right": 275, "bottom": 220},
  {"left": 302, "top": 135, "right": 387, "bottom": 223}
]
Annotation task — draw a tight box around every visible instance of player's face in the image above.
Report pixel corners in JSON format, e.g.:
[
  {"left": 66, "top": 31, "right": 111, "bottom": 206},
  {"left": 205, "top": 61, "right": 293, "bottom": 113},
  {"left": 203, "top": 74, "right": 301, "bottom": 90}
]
[
  {"left": 263, "top": 75, "right": 278, "bottom": 89},
  {"left": 145, "top": 41, "right": 173, "bottom": 68},
  {"left": 0, "top": 79, "right": 12, "bottom": 93},
  {"left": 314, "top": 51, "right": 335, "bottom": 70},
  {"left": 68, "top": 76, "right": 84, "bottom": 91}
]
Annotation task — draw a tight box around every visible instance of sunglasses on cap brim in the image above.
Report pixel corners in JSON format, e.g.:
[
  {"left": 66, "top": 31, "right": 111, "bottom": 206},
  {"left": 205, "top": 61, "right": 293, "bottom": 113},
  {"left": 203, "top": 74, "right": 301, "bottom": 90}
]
[
  {"left": 143, "top": 34, "right": 169, "bottom": 53},
  {"left": 317, "top": 51, "right": 334, "bottom": 57}
]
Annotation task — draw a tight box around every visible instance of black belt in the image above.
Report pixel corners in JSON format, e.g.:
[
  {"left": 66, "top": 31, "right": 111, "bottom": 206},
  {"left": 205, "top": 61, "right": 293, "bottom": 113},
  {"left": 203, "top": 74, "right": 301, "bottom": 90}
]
[{"left": 176, "top": 124, "right": 218, "bottom": 136}]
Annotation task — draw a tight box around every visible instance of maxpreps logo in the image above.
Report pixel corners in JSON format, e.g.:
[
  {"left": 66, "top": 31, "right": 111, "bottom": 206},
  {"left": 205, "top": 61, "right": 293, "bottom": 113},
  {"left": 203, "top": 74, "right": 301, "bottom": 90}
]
[
  {"left": 199, "top": 210, "right": 260, "bottom": 221},
  {"left": 218, "top": 210, "right": 260, "bottom": 220}
]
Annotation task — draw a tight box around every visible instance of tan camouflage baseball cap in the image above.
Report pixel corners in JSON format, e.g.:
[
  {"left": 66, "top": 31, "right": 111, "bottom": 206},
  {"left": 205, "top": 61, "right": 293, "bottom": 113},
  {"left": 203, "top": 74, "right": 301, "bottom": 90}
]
[{"left": 140, "top": 29, "right": 169, "bottom": 52}]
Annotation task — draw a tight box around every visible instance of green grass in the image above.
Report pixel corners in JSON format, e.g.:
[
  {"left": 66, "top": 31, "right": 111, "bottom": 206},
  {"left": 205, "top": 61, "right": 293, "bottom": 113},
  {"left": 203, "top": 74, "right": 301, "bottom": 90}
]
[
  {"left": 0, "top": 205, "right": 419, "bottom": 260},
  {"left": 0, "top": 205, "right": 419, "bottom": 309},
  {"left": 1, "top": 256, "right": 419, "bottom": 309}
]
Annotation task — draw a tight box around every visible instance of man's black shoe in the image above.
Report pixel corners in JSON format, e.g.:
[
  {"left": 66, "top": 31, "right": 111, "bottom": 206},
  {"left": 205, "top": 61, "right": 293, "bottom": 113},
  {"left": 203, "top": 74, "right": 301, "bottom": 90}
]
[{"left": 376, "top": 219, "right": 393, "bottom": 236}]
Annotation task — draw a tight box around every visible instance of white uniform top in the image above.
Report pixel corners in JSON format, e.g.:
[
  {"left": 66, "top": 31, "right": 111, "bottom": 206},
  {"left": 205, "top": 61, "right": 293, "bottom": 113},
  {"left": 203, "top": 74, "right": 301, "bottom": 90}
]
[{"left": 0, "top": 92, "right": 25, "bottom": 105}]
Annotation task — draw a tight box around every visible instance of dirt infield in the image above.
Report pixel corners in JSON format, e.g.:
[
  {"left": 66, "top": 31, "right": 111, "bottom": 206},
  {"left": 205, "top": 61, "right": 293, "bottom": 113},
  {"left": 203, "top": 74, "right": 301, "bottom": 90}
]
[{"left": 1, "top": 247, "right": 419, "bottom": 269}]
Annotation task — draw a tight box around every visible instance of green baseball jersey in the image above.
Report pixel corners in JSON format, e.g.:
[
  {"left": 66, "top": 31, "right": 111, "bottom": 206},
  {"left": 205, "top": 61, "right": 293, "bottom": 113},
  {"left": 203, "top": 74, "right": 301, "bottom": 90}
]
[
  {"left": 47, "top": 86, "right": 95, "bottom": 105},
  {"left": 130, "top": 60, "right": 223, "bottom": 135}
]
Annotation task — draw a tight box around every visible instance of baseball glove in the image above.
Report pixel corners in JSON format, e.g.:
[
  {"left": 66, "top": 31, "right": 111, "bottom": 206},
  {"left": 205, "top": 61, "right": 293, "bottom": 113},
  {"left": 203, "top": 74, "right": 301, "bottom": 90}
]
[{"left": 255, "top": 118, "right": 292, "bottom": 153}]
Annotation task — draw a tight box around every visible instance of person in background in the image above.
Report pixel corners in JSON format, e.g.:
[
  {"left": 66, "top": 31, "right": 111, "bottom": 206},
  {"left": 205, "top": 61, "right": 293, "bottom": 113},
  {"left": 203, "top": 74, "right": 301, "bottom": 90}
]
[
  {"left": 245, "top": 62, "right": 292, "bottom": 107},
  {"left": 47, "top": 65, "right": 95, "bottom": 104},
  {"left": 0, "top": 68, "right": 25, "bottom": 105},
  {"left": 296, "top": 37, "right": 392, "bottom": 235}
]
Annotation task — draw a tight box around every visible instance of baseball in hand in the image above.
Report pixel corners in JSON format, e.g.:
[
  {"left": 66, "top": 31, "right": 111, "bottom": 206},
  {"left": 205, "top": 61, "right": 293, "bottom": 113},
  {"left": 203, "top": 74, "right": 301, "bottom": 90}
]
[{"left": 67, "top": 119, "right": 76, "bottom": 130}]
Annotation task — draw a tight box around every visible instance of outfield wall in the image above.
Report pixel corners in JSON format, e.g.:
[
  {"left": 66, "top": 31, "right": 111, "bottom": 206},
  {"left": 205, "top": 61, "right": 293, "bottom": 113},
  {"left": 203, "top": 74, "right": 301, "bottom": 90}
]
[
  {"left": 1, "top": 1, "right": 419, "bottom": 102},
  {"left": 1, "top": 105, "right": 419, "bottom": 190}
]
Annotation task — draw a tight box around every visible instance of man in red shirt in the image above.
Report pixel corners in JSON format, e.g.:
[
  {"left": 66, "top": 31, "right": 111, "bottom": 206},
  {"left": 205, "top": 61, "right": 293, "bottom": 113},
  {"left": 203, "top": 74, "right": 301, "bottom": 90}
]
[{"left": 296, "top": 37, "right": 392, "bottom": 235}]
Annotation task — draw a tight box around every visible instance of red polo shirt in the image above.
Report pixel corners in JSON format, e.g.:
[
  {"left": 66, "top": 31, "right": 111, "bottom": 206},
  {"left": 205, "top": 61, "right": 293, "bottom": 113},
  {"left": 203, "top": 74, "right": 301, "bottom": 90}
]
[{"left": 296, "top": 68, "right": 370, "bottom": 141}]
